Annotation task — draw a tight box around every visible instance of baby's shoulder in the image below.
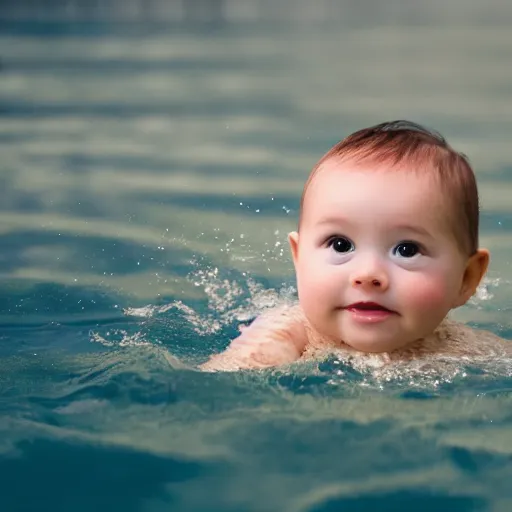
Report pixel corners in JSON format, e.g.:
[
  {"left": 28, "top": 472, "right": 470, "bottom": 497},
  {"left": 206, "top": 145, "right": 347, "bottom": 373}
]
[{"left": 435, "top": 318, "right": 511, "bottom": 357}]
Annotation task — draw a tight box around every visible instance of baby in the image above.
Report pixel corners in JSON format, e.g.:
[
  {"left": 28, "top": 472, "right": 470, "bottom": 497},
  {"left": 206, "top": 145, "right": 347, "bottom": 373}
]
[{"left": 201, "top": 120, "right": 510, "bottom": 372}]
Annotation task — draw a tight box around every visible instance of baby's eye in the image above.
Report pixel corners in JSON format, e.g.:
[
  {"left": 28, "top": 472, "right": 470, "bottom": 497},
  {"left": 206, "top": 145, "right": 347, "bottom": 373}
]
[
  {"left": 394, "top": 242, "right": 420, "bottom": 258},
  {"left": 327, "top": 236, "right": 354, "bottom": 253}
]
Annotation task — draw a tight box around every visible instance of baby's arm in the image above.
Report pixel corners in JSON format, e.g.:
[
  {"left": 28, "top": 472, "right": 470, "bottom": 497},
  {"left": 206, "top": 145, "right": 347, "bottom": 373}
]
[{"left": 200, "top": 305, "right": 308, "bottom": 372}]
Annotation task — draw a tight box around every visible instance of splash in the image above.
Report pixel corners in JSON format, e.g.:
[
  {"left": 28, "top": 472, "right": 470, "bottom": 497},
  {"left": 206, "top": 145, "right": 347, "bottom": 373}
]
[
  {"left": 321, "top": 351, "right": 512, "bottom": 393},
  {"left": 470, "top": 276, "right": 502, "bottom": 305},
  {"left": 123, "top": 268, "right": 296, "bottom": 337},
  {"left": 90, "top": 224, "right": 296, "bottom": 350},
  {"left": 90, "top": 329, "right": 153, "bottom": 348}
]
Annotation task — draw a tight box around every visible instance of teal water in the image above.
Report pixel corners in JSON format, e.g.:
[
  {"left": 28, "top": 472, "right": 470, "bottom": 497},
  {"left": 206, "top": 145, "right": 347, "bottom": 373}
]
[{"left": 1, "top": 10, "right": 512, "bottom": 512}]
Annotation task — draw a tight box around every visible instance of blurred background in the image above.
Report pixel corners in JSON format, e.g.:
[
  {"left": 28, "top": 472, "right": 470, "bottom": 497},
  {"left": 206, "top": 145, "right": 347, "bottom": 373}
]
[{"left": 2, "top": 0, "right": 512, "bottom": 321}]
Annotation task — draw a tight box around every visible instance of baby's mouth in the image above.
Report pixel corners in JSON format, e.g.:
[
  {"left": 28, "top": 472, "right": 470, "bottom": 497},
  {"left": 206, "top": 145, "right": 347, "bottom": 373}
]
[
  {"left": 345, "top": 302, "right": 392, "bottom": 313},
  {"left": 344, "top": 302, "right": 398, "bottom": 321}
]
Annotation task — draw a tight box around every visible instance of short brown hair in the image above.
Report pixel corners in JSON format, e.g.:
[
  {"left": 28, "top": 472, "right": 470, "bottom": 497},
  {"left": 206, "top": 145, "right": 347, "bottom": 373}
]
[{"left": 299, "top": 120, "right": 479, "bottom": 255}]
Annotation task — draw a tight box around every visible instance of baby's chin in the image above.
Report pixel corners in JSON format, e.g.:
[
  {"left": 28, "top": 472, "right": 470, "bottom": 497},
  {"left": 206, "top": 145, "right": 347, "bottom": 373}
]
[{"left": 338, "top": 333, "right": 415, "bottom": 354}]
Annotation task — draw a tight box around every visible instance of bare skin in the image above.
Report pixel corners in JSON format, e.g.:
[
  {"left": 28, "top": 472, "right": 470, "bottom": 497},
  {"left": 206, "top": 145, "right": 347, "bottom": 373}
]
[{"left": 200, "top": 304, "right": 511, "bottom": 372}]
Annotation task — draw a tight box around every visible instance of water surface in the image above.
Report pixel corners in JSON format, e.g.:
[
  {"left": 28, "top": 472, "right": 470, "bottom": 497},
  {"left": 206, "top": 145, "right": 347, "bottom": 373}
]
[{"left": 1, "top": 8, "right": 512, "bottom": 511}]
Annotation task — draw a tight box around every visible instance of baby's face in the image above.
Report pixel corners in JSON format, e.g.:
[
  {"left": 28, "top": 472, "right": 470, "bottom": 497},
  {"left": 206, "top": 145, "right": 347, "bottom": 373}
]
[{"left": 289, "top": 159, "right": 471, "bottom": 353}]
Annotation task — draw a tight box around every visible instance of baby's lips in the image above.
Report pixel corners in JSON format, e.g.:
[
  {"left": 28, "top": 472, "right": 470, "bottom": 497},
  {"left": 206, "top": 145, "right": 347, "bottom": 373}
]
[
  {"left": 344, "top": 302, "right": 399, "bottom": 314},
  {"left": 346, "top": 301, "right": 387, "bottom": 310}
]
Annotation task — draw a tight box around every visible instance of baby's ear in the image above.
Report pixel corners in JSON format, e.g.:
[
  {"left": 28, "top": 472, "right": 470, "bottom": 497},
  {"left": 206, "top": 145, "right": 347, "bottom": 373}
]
[
  {"left": 288, "top": 231, "right": 300, "bottom": 268},
  {"left": 455, "top": 248, "right": 490, "bottom": 307}
]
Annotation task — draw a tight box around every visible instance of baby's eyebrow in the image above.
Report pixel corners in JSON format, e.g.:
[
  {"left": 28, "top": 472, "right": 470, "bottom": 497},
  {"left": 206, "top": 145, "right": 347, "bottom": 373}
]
[
  {"left": 392, "top": 224, "right": 433, "bottom": 238},
  {"left": 314, "top": 218, "right": 434, "bottom": 238},
  {"left": 315, "top": 216, "right": 353, "bottom": 227}
]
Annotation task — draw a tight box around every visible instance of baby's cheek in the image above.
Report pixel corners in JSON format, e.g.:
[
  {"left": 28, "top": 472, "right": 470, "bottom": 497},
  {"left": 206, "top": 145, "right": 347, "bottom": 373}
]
[
  {"left": 405, "top": 275, "right": 451, "bottom": 311},
  {"left": 297, "top": 275, "right": 331, "bottom": 322},
  {"left": 297, "top": 267, "right": 330, "bottom": 301}
]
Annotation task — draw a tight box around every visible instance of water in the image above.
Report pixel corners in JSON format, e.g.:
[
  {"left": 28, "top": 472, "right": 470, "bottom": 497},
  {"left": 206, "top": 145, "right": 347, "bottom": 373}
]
[{"left": 1, "top": 6, "right": 512, "bottom": 511}]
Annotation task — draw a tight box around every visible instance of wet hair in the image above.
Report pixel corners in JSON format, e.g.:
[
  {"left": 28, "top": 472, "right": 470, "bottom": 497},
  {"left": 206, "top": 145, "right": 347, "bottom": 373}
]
[{"left": 299, "top": 120, "right": 479, "bottom": 255}]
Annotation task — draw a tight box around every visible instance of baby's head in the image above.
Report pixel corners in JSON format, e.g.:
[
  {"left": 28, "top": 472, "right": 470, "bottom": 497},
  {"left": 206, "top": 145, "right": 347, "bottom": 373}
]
[{"left": 288, "top": 120, "right": 489, "bottom": 353}]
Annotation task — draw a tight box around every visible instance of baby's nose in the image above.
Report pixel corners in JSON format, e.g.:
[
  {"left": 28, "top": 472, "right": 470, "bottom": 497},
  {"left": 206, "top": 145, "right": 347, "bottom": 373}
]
[
  {"left": 350, "top": 262, "right": 389, "bottom": 291},
  {"left": 353, "top": 277, "right": 384, "bottom": 287}
]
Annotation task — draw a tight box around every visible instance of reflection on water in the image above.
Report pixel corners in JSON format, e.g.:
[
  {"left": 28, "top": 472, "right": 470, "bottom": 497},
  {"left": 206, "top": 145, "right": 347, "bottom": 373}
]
[{"left": 1, "top": 5, "right": 512, "bottom": 511}]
